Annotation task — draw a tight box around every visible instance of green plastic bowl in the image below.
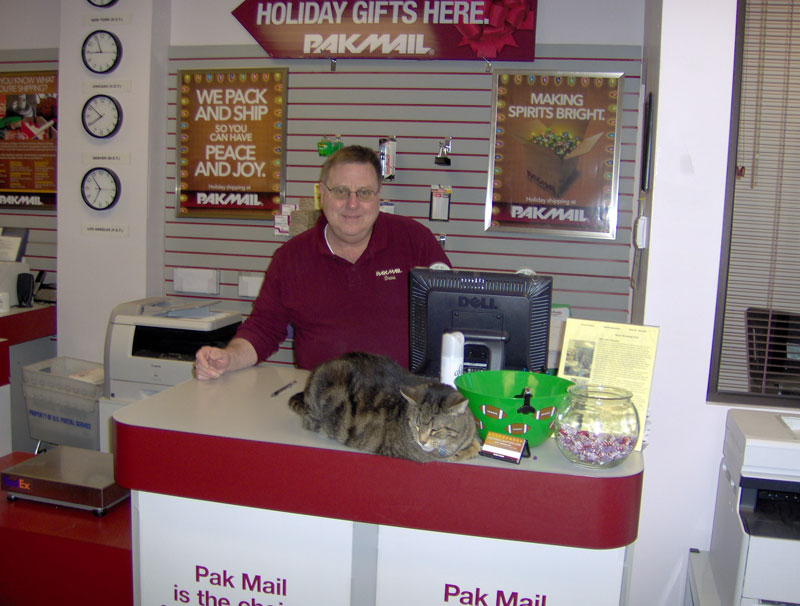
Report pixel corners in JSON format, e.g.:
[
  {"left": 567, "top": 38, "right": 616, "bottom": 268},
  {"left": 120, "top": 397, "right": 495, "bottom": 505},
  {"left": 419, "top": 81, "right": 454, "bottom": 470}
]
[{"left": 455, "top": 370, "right": 574, "bottom": 446}]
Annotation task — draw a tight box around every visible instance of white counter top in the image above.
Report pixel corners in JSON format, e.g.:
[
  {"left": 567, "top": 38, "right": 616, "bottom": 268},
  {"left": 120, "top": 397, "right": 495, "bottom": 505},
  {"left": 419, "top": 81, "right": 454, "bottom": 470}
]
[{"left": 113, "top": 364, "right": 644, "bottom": 549}]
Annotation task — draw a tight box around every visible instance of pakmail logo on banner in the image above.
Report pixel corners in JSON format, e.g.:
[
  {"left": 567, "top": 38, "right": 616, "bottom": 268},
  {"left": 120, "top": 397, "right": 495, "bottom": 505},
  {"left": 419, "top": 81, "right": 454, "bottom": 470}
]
[{"left": 232, "top": 0, "right": 537, "bottom": 60}]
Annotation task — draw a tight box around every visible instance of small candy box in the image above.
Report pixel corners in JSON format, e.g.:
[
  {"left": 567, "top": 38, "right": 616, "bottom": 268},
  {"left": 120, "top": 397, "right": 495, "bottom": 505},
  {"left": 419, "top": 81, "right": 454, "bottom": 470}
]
[{"left": 479, "top": 431, "right": 530, "bottom": 465}]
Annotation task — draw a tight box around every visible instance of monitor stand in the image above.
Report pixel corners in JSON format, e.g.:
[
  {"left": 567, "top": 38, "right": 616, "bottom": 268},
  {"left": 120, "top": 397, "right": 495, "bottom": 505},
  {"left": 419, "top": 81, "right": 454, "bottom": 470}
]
[{"left": 463, "top": 329, "right": 508, "bottom": 371}]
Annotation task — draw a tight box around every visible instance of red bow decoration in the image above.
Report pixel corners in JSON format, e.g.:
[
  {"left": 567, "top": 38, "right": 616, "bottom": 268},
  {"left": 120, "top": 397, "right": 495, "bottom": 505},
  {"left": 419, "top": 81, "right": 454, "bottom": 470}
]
[{"left": 456, "top": 0, "right": 535, "bottom": 58}]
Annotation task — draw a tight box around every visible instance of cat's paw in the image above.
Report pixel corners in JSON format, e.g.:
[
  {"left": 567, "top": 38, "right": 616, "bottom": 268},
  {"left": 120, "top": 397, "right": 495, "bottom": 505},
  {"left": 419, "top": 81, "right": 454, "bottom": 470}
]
[
  {"left": 451, "top": 438, "right": 481, "bottom": 461},
  {"left": 288, "top": 392, "right": 305, "bottom": 413},
  {"left": 302, "top": 418, "right": 322, "bottom": 432}
]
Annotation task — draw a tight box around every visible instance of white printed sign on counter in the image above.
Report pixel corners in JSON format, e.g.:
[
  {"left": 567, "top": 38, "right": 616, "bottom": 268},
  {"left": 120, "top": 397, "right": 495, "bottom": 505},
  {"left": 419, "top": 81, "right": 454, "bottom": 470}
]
[
  {"left": 136, "top": 491, "right": 353, "bottom": 606},
  {"left": 375, "top": 525, "right": 628, "bottom": 606}
]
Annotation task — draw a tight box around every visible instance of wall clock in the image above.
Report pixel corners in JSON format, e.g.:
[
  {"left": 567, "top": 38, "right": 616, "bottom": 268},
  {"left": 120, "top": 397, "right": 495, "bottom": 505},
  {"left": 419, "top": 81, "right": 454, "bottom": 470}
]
[
  {"left": 87, "top": 0, "right": 119, "bottom": 7},
  {"left": 82, "top": 30, "right": 122, "bottom": 74},
  {"left": 82, "top": 94, "right": 123, "bottom": 138},
  {"left": 81, "top": 167, "right": 121, "bottom": 210}
]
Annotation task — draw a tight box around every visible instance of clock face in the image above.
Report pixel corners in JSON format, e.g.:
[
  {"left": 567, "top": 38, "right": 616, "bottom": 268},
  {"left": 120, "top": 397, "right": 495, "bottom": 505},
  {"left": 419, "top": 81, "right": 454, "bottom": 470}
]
[
  {"left": 81, "top": 167, "right": 121, "bottom": 210},
  {"left": 82, "top": 30, "right": 122, "bottom": 74},
  {"left": 82, "top": 94, "right": 122, "bottom": 138},
  {"left": 87, "top": 0, "right": 119, "bottom": 7}
]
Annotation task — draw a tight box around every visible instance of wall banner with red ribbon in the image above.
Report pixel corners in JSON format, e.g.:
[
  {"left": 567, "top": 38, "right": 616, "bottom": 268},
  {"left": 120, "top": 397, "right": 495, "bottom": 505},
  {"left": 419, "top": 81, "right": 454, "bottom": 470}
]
[
  {"left": 232, "top": 0, "right": 537, "bottom": 61},
  {"left": 486, "top": 71, "right": 625, "bottom": 239}
]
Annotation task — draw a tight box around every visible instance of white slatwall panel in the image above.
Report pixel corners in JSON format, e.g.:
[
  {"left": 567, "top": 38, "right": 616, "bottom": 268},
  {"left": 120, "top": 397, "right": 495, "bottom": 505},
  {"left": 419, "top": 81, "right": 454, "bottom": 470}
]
[
  {"left": 164, "top": 45, "right": 642, "bottom": 365},
  {"left": 0, "top": 49, "right": 59, "bottom": 283}
]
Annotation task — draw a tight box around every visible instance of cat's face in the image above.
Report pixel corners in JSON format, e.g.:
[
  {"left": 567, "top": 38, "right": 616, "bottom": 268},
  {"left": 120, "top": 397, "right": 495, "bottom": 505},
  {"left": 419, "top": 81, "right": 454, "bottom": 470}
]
[{"left": 403, "top": 385, "right": 476, "bottom": 458}]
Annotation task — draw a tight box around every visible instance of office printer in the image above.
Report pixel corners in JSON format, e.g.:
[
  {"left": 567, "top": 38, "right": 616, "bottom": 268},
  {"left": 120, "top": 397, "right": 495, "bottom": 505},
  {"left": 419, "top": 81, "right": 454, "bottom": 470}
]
[
  {"left": 104, "top": 297, "right": 241, "bottom": 400},
  {"left": 708, "top": 409, "right": 800, "bottom": 605}
]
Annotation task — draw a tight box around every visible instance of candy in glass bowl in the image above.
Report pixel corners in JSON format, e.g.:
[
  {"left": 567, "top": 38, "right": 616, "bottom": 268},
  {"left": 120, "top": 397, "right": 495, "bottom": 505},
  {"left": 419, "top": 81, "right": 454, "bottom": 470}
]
[{"left": 555, "top": 384, "right": 639, "bottom": 468}]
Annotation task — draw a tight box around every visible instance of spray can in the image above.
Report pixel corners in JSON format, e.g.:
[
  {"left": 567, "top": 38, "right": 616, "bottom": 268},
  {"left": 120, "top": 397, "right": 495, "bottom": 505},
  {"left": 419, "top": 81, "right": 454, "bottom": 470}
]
[
  {"left": 440, "top": 331, "right": 465, "bottom": 387},
  {"left": 379, "top": 137, "right": 396, "bottom": 181}
]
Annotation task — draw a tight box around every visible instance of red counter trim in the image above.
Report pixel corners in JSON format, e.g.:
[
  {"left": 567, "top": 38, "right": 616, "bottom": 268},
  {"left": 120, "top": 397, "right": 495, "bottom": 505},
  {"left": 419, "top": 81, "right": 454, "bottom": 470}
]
[
  {"left": 114, "top": 420, "right": 642, "bottom": 550},
  {"left": 0, "top": 305, "right": 56, "bottom": 347}
]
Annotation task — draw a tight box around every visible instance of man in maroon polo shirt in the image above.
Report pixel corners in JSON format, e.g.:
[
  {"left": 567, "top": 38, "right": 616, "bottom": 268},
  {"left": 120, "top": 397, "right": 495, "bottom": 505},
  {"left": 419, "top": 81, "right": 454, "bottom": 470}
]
[{"left": 194, "top": 145, "right": 450, "bottom": 379}]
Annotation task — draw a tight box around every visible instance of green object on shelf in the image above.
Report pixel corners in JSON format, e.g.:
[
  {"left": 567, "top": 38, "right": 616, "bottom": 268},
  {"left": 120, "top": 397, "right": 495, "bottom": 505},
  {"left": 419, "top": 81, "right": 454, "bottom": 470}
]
[{"left": 455, "top": 370, "right": 574, "bottom": 447}]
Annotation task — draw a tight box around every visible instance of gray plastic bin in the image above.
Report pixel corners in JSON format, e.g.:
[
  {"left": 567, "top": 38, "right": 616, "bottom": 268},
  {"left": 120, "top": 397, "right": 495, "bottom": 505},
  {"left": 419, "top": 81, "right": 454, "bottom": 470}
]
[{"left": 22, "top": 357, "right": 104, "bottom": 449}]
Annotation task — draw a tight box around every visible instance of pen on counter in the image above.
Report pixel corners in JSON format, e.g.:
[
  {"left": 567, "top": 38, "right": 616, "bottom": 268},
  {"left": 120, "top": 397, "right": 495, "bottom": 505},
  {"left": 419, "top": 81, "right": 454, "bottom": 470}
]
[{"left": 271, "top": 380, "right": 297, "bottom": 397}]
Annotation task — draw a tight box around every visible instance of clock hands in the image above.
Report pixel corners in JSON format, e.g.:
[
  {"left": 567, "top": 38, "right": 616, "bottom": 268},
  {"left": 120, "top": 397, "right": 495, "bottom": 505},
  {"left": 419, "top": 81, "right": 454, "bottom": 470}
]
[
  {"left": 82, "top": 31, "right": 120, "bottom": 74},
  {"left": 85, "top": 172, "right": 115, "bottom": 207},
  {"left": 85, "top": 174, "right": 103, "bottom": 204},
  {"left": 86, "top": 39, "right": 103, "bottom": 54},
  {"left": 82, "top": 167, "right": 120, "bottom": 210},
  {"left": 85, "top": 104, "right": 106, "bottom": 126},
  {"left": 86, "top": 34, "right": 113, "bottom": 54},
  {"left": 83, "top": 95, "right": 121, "bottom": 136}
]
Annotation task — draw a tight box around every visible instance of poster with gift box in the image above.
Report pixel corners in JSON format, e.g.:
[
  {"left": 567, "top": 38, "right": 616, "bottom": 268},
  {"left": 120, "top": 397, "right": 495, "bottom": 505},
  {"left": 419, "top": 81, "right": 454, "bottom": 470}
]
[{"left": 486, "top": 72, "right": 624, "bottom": 239}]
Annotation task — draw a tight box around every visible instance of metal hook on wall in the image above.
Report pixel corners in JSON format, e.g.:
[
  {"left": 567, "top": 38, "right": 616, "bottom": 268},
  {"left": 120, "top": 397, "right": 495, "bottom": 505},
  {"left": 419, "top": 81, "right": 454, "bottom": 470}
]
[{"left": 435, "top": 137, "right": 452, "bottom": 166}]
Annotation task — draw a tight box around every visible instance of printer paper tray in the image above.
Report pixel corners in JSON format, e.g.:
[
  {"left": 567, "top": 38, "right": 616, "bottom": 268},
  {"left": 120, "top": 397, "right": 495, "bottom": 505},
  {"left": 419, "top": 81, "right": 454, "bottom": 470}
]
[
  {"left": 740, "top": 481, "right": 800, "bottom": 540},
  {"left": 742, "top": 504, "right": 800, "bottom": 540}
]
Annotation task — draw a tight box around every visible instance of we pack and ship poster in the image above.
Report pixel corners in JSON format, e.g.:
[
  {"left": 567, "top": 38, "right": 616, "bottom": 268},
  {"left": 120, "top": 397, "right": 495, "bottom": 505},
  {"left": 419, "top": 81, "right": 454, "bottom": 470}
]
[
  {"left": 177, "top": 68, "right": 287, "bottom": 219},
  {"left": 0, "top": 71, "right": 58, "bottom": 209},
  {"left": 486, "top": 72, "right": 624, "bottom": 239}
]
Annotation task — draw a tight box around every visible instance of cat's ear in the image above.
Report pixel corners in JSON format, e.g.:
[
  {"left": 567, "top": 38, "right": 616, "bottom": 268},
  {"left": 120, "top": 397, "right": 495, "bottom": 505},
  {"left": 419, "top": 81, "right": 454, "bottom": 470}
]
[
  {"left": 448, "top": 397, "right": 470, "bottom": 415},
  {"left": 399, "top": 385, "right": 424, "bottom": 406}
]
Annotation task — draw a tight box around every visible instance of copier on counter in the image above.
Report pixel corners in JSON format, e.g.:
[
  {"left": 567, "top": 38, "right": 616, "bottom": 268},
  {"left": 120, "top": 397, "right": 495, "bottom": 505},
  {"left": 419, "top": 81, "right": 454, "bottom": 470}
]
[
  {"left": 704, "top": 409, "right": 800, "bottom": 605},
  {"left": 104, "top": 297, "right": 241, "bottom": 400}
]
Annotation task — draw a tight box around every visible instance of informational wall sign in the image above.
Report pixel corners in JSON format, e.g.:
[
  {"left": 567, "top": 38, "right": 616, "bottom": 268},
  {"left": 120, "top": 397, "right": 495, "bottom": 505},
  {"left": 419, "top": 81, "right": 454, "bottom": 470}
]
[
  {"left": 486, "top": 72, "right": 624, "bottom": 239},
  {"left": 232, "top": 0, "right": 537, "bottom": 61},
  {"left": 177, "top": 68, "right": 287, "bottom": 219},
  {"left": 0, "top": 71, "right": 58, "bottom": 209}
]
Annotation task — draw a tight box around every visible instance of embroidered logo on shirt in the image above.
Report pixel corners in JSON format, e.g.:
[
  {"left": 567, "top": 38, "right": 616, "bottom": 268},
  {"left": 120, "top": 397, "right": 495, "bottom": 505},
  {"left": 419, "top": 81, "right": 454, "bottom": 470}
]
[{"left": 376, "top": 268, "right": 402, "bottom": 281}]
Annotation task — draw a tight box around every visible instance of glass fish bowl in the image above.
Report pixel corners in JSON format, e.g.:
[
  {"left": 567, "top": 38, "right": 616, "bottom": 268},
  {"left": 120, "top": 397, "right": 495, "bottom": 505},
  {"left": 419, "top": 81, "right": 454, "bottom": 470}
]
[{"left": 555, "top": 384, "right": 639, "bottom": 468}]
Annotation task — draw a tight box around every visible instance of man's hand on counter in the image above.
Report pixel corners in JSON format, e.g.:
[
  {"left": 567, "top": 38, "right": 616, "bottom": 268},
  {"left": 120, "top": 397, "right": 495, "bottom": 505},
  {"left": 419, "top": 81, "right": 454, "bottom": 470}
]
[{"left": 194, "top": 338, "right": 258, "bottom": 380}]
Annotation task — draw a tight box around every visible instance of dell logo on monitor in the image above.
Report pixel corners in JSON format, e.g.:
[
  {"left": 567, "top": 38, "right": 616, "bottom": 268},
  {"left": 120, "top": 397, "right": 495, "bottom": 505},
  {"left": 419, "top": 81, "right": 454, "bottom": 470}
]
[{"left": 458, "top": 296, "right": 497, "bottom": 310}]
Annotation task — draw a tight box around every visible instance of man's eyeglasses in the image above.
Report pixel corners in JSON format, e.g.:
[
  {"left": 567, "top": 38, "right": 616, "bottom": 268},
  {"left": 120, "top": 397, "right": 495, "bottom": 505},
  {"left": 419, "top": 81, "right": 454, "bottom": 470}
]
[{"left": 322, "top": 183, "right": 378, "bottom": 201}]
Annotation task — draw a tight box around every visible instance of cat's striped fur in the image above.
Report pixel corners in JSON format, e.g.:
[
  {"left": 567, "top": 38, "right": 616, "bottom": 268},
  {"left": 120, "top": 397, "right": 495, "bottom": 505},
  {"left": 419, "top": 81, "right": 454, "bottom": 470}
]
[{"left": 289, "top": 352, "right": 480, "bottom": 463}]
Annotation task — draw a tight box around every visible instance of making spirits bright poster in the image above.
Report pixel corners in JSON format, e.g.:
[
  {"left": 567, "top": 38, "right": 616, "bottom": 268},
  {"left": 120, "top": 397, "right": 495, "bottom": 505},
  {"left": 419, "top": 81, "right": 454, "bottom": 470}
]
[{"left": 486, "top": 72, "right": 624, "bottom": 239}]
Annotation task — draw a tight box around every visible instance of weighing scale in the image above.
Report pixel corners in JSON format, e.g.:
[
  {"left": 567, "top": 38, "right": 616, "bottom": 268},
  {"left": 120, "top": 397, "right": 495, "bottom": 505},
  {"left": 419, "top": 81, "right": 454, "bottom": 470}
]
[{"left": 1, "top": 446, "right": 129, "bottom": 515}]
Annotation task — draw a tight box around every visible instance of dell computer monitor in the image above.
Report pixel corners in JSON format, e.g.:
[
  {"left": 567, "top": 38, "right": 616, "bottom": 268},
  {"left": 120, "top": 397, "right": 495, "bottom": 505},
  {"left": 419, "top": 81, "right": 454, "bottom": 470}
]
[{"left": 409, "top": 268, "right": 553, "bottom": 378}]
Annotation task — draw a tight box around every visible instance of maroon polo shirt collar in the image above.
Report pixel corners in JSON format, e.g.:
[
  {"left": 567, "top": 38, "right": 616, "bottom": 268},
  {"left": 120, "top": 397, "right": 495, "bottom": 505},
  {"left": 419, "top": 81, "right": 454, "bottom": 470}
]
[{"left": 313, "top": 212, "right": 389, "bottom": 263}]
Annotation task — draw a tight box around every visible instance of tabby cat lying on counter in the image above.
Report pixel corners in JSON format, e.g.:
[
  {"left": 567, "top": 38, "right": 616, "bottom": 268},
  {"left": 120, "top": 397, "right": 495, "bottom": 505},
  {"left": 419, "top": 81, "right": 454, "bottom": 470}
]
[{"left": 288, "top": 352, "right": 481, "bottom": 463}]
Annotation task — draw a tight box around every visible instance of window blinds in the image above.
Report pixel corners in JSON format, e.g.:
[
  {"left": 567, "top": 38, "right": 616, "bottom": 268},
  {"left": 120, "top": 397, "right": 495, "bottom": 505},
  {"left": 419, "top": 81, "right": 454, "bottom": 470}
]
[{"left": 712, "top": 0, "right": 800, "bottom": 404}]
